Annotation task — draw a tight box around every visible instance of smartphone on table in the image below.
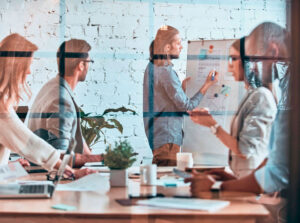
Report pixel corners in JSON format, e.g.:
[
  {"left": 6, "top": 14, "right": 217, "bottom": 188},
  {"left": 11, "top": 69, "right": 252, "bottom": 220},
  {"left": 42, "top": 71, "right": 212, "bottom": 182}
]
[{"left": 173, "top": 168, "right": 192, "bottom": 179}]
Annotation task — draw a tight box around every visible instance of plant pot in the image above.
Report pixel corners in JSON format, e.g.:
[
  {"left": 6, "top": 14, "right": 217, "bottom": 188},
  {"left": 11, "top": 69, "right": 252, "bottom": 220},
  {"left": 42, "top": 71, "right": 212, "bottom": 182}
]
[{"left": 110, "top": 169, "right": 128, "bottom": 187}]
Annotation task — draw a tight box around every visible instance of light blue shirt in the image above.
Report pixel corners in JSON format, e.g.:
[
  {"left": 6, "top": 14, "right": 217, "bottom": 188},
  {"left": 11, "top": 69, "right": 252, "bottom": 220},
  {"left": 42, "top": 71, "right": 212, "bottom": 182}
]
[
  {"left": 143, "top": 62, "right": 203, "bottom": 150},
  {"left": 254, "top": 71, "right": 290, "bottom": 193}
]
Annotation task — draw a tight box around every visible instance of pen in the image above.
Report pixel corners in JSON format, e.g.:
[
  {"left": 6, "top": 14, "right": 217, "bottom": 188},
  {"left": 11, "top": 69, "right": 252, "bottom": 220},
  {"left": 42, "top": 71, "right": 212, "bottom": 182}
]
[{"left": 211, "top": 69, "right": 216, "bottom": 81}]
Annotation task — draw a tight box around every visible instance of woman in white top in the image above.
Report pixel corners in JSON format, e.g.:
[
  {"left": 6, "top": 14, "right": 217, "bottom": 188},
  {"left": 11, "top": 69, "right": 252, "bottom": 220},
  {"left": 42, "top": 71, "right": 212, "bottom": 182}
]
[
  {"left": 0, "top": 33, "right": 94, "bottom": 178},
  {"left": 189, "top": 39, "right": 277, "bottom": 178}
]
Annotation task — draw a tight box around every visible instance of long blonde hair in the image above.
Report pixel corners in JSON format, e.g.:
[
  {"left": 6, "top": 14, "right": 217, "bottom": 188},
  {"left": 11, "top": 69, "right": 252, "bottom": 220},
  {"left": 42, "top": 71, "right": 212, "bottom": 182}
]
[{"left": 0, "top": 34, "right": 38, "bottom": 110}]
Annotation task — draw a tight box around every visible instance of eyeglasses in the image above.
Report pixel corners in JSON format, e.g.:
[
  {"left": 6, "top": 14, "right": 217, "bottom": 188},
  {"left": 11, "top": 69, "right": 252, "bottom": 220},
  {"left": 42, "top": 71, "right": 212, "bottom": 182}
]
[
  {"left": 228, "top": 55, "right": 240, "bottom": 65},
  {"left": 46, "top": 170, "right": 75, "bottom": 181},
  {"left": 83, "top": 59, "right": 94, "bottom": 63}
]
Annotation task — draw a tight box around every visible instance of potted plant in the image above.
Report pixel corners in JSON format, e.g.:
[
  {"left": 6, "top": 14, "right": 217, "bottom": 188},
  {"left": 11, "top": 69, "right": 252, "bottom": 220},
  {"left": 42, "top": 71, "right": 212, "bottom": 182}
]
[
  {"left": 80, "top": 106, "right": 136, "bottom": 148},
  {"left": 103, "top": 140, "right": 137, "bottom": 187}
]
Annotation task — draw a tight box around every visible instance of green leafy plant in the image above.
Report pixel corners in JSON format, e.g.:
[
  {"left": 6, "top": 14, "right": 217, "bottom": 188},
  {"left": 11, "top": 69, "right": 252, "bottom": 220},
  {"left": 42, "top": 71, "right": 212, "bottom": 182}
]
[
  {"left": 103, "top": 140, "right": 137, "bottom": 169},
  {"left": 80, "top": 106, "right": 136, "bottom": 147}
]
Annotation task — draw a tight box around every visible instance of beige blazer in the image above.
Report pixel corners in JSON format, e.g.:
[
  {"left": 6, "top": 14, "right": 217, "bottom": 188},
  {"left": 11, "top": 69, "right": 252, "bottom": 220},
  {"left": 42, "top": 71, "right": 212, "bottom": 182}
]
[{"left": 229, "top": 87, "right": 277, "bottom": 178}]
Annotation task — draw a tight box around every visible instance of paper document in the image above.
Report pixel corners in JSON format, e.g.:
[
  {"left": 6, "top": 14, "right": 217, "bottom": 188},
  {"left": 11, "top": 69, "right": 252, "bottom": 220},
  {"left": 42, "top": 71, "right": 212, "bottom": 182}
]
[
  {"left": 137, "top": 197, "right": 230, "bottom": 212},
  {"left": 0, "top": 162, "right": 28, "bottom": 182},
  {"left": 56, "top": 173, "right": 109, "bottom": 191},
  {"left": 83, "top": 162, "right": 104, "bottom": 167},
  {"left": 157, "top": 166, "right": 175, "bottom": 173},
  {"left": 80, "top": 166, "right": 140, "bottom": 175}
]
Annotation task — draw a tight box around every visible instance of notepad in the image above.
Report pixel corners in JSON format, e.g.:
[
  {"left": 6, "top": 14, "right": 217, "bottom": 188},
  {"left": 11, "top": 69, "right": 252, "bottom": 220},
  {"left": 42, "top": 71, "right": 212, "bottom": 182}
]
[
  {"left": 137, "top": 197, "right": 230, "bottom": 212},
  {"left": 56, "top": 173, "right": 109, "bottom": 191},
  {"left": 0, "top": 162, "right": 28, "bottom": 182},
  {"left": 83, "top": 162, "right": 104, "bottom": 167}
]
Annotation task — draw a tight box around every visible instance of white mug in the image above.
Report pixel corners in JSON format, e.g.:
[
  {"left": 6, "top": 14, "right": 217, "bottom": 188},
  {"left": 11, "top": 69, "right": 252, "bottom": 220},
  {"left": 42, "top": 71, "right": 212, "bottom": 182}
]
[
  {"left": 140, "top": 164, "right": 157, "bottom": 185},
  {"left": 176, "top": 153, "right": 193, "bottom": 170}
]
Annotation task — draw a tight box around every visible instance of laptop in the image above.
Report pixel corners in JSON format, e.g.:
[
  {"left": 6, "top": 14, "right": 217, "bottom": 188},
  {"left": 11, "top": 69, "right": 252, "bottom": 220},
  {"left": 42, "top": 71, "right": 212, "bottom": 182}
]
[{"left": 0, "top": 152, "right": 72, "bottom": 199}]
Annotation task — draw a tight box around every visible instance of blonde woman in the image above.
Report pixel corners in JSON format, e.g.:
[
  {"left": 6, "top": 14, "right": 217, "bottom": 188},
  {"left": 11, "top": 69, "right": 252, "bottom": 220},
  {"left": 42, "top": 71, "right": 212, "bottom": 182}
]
[{"left": 0, "top": 33, "right": 94, "bottom": 178}]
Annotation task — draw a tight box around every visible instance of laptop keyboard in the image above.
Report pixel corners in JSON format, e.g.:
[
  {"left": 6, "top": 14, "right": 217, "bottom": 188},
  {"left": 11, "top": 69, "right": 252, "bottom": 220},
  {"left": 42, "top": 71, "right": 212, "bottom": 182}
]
[{"left": 19, "top": 185, "right": 46, "bottom": 194}]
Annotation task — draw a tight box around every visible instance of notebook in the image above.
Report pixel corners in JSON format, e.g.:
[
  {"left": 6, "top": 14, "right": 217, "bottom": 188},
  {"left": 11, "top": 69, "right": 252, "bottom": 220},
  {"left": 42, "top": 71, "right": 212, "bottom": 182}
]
[
  {"left": 137, "top": 197, "right": 230, "bottom": 212},
  {"left": 0, "top": 151, "right": 72, "bottom": 199}
]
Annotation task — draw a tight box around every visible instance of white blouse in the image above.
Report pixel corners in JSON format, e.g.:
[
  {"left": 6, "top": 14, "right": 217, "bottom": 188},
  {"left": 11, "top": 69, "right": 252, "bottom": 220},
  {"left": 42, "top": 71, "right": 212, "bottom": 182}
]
[
  {"left": 229, "top": 87, "right": 277, "bottom": 178},
  {"left": 0, "top": 107, "right": 60, "bottom": 170}
]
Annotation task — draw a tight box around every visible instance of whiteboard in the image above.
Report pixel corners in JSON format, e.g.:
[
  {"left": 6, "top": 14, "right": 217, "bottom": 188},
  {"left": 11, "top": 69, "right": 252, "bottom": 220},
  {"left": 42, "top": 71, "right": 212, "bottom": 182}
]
[{"left": 182, "top": 39, "right": 246, "bottom": 166}]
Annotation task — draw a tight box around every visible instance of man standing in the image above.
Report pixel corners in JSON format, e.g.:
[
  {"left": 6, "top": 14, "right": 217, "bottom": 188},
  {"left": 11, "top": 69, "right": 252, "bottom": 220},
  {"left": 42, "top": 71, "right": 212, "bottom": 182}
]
[
  {"left": 143, "top": 26, "right": 218, "bottom": 166},
  {"left": 27, "top": 39, "right": 102, "bottom": 167}
]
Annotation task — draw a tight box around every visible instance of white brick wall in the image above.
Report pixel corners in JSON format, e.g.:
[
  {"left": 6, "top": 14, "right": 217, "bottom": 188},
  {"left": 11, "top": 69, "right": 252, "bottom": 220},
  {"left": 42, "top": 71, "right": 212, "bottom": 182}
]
[{"left": 1, "top": 0, "right": 286, "bottom": 160}]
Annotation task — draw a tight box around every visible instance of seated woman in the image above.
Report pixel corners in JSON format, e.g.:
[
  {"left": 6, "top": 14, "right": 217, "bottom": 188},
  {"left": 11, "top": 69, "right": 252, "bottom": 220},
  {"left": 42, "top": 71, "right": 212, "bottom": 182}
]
[
  {"left": 189, "top": 39, "right": 278, "bottom": 178},
  {"left": 0, "top": 33, "right": 94, "bottom": 178}
]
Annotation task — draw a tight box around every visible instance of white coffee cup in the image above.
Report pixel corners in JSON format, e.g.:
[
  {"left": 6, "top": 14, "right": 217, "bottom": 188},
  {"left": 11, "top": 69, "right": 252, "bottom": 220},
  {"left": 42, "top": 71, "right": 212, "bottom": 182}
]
[
  {"left": 176, "top": 153, "right": 193, "bottom": 170},
  {"left": 140, "top": 164, "right": 157, "bottom": 185}
]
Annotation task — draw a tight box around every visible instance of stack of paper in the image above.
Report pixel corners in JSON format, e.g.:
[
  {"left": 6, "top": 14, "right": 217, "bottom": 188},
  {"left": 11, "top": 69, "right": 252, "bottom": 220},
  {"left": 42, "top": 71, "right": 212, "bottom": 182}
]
[
  {"left": 0, "top": 162, "right": 28, "bottom": 182},
  {"left": 56, "top": 173, "right": 109, "bottom": 191},
  {"left": 137, "top": 197, "right": 230, "bottom": 212}
]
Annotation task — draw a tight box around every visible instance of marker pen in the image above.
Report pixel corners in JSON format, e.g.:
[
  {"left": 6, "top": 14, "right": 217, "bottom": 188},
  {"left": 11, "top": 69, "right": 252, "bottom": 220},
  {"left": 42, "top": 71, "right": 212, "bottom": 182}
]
[{"left": 211, "top": 69, "right": 216, "bottom": 81}]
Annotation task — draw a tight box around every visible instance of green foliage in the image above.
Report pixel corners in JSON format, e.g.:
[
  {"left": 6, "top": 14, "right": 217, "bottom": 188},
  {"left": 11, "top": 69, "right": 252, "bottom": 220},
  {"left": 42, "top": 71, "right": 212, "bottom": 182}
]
[
  {"left": 80, "top": 106, "right": 136, "bottom": 147},
  {"left": 103, "top": 140, "right": 137, "bottom": 169}
]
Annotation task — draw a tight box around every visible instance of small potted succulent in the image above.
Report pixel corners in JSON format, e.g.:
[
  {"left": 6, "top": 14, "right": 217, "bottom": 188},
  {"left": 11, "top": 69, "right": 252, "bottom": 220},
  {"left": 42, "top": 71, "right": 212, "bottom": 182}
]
[{"left": 103, "top": 140, "right": 137, "bottom": 187}]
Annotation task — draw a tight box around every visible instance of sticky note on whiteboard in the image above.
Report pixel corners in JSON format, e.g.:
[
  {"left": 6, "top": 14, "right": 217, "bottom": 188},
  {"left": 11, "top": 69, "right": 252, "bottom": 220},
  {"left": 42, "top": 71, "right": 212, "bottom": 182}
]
[
  {"left": 220, "top": 85, "right": 231, "bottom": 96},
  {"left": 199, "top": 49, "right": 207, "bottom": 60}
]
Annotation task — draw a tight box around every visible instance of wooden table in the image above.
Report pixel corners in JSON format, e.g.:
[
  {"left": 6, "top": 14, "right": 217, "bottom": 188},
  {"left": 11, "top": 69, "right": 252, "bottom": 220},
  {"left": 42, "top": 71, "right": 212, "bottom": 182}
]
[{"left": 0, "top": 172, "right": 269, "bottom": 223}]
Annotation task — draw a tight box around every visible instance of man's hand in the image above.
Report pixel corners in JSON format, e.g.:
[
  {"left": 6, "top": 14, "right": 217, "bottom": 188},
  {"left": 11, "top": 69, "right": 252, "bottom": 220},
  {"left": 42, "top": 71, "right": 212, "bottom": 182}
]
[
  {"left": 74, "top": 154, "right": 103, "bottom": 168},
  {"left": 184, "top": 172, "right": 216, "bottom": 197},
  {"left": 74, "top": 168, "right": 97, "bottom": 179},
  {"left": 199, "top": 70, "right": 219, "bottom": 95},
  {"left": 182, "top": 76, "right": 191, "bottom": 92},
  {"left": 204, "top": 70, "right": 219, "bottom": 86},
  {"left": 83, "top": 141, "right": 92, "bottom": 155}
]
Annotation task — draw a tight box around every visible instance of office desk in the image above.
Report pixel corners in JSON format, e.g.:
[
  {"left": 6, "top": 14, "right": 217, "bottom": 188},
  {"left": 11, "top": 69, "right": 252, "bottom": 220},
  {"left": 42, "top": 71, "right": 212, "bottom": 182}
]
[{"left": 0, "top": 173, "right": 269, "bottom": 223}]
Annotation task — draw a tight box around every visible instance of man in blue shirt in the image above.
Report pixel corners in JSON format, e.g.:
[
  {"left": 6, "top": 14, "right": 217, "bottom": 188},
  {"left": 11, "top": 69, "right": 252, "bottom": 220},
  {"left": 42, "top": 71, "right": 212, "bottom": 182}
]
[{"left": 143, "top": 25, "right": 218, "bottom": 166}]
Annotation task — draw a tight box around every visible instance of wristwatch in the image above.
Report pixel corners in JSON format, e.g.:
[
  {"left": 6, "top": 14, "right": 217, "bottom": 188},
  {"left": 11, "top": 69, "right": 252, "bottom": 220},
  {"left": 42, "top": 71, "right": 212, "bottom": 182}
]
[
  {"left": 211, "top": 181, "right": 223, "bottom": 192},
  {"left": 210, "top": 123, "right": 220, "bottom": 135}
]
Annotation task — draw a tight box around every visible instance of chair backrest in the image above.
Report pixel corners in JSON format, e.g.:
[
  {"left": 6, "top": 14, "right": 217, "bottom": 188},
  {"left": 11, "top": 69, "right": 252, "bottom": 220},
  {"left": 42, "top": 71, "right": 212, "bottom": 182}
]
[{"left": 16, "top": 106, "right": 28, "bottom": 122}]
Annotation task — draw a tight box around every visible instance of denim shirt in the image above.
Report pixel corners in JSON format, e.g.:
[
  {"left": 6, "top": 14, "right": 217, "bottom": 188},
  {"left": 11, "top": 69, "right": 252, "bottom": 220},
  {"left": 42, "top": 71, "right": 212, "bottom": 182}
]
[
  {"left": 255, "top": 69, "right": 290, "bottom": 193},
  {"left": 143, "top": 62, "right": 203, "bottom": 150}
]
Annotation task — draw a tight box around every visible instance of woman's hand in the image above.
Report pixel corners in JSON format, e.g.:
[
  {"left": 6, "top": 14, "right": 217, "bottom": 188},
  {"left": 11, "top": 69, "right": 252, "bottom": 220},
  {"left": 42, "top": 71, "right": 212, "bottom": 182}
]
[
  {"left": 188, "top": 108, "right": 217, "bottom": 127},
  {"left": 182, "top": 76, "right": 191, "bottom": 92},
  {"left": 16, "top": 158, "right": 30, "bottom": 167}
]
